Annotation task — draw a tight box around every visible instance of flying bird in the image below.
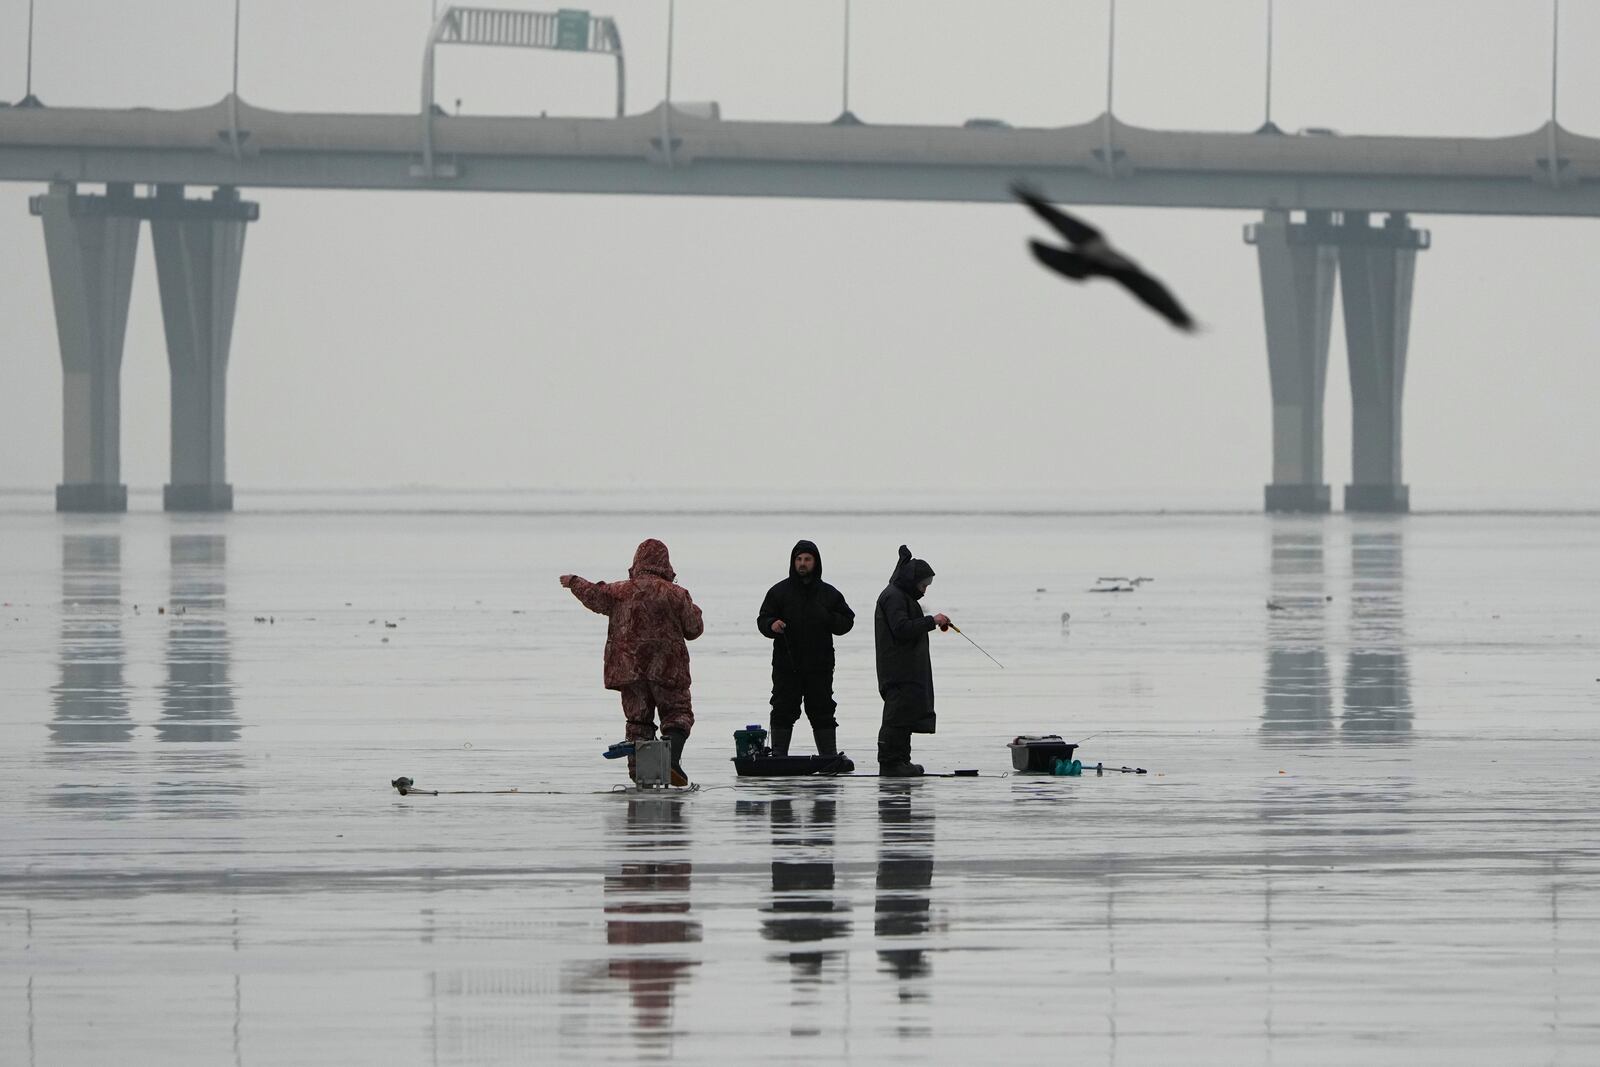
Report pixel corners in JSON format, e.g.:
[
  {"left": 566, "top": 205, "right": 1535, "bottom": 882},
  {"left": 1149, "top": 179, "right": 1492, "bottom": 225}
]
[{"left": 1013, "top": 182, "right": 1197, "bottom": 332}]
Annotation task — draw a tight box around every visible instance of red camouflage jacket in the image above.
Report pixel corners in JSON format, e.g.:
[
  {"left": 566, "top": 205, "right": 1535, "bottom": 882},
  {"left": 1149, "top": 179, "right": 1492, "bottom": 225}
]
[{"left": 567, "top": 539, "right": 704, "bottom": 691}]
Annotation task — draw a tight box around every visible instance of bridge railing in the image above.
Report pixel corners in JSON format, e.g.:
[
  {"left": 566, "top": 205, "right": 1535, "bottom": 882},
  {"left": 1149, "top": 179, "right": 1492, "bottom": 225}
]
[{"left": 418, "top": 5, "right": 625, "bottom": 177}]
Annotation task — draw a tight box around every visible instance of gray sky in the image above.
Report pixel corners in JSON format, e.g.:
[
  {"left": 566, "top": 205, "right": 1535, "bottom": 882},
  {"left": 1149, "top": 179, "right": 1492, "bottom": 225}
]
[{"left": 1, "top": 0, "right": 1597, "bottom": 507}]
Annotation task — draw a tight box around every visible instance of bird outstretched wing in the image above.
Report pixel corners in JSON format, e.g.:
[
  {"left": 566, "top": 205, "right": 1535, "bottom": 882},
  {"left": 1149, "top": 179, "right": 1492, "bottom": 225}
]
[
  {"left": 1028, "top": 240, "right": 1092, "bottom": 280},
  {"left": 1012, "top": 182, "right": 1101, "bottom": 246},
  {"left": 1014, "top": 180, "right": 1200, "bottom": 333},
  {"left": 1111, "top": 267, "right": 1196, "bottom": 332}
]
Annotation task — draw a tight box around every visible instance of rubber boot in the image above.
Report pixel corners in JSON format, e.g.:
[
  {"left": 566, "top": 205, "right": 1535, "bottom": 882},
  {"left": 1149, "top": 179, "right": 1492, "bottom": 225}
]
[
  {"left": 664, "top": 728, "right": 689, "bottom": 787},
  {"left": 877, "top": 724, "right": 921, "bottom": 776},
  {"left": 813, "top": 726, "right": 838, "bottom": 757},
  {"left": 769, "top": 723, "right": 793, "bottom": 758}
]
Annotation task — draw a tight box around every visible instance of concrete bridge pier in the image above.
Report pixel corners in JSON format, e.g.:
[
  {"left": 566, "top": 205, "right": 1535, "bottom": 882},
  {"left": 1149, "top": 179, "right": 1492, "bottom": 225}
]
[
  {"left": 31, "top": 182, "right": 140, "bottom": 512},
  {"left": 151, "top": 186, "right": 257, "bottom": 512},
  {"left": 1248, "top": 210, "right": 1337, "bottom": 513},
  {"left": 1337, "top": 213, "right": 1427, "bottom": 513}
]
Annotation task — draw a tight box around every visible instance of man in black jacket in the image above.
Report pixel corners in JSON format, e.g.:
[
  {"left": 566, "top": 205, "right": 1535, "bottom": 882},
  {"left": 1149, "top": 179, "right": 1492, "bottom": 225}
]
[
  {"left": 874, "top": 545, "right": 952, "bottom": 777},
  {"left": 757, "top": 540, "right": 856, "bottom": 757}
]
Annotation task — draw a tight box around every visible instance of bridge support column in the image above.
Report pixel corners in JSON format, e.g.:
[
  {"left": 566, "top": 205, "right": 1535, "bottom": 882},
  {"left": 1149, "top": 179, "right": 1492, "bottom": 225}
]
[
  {"left": 1337, "top": 213, "right": 1427, "bottom": 513},
  {"left": 151, "top": 186, "right": 256, "bottom": 512},
  {"left": 1248, "top": 210, "right": 1336, "bottom": 513},
  {"left": 32, "top": 182, "right": 139, "bottom": 513}
]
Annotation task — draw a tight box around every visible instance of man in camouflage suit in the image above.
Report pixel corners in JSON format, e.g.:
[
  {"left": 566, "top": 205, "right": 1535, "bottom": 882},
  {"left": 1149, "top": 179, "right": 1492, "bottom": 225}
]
[{"left": 562, "top": 539, "right": 704, "bottom": 785}]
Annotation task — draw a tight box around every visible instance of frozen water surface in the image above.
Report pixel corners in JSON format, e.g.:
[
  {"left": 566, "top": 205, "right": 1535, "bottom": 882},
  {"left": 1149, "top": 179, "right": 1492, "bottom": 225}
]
[{"left": 2, "top": 500, "right": 1598, "bottom": 1064}]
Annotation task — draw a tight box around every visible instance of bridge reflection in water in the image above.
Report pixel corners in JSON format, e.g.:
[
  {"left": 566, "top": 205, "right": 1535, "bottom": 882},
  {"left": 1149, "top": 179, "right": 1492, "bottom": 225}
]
[
  {"left": 1343, "top": 526, "right": 1412, "bottom": 740},
  {"left": 1263, "top": 520, "right": 1411, "bottom": 742},
  {"left": 49, "top": 531, "right": 136, "bottom": 817}
]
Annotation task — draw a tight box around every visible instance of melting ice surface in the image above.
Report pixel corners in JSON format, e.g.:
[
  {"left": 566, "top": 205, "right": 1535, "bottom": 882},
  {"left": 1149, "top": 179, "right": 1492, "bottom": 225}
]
[{"left": 1, "top": 499, "right": 1598, "bottom": 1064}]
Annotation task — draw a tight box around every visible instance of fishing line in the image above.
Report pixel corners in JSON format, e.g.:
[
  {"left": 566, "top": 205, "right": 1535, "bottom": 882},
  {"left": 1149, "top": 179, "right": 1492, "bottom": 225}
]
[
  {"left": 947, "top": 623, "right": 1006, "bottom": 669},
  {"left": 390, "top": 776, "right": 701, "bottom": 797}
]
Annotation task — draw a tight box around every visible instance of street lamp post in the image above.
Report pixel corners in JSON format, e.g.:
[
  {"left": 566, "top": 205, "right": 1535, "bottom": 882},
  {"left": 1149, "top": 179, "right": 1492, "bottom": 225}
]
[
  {"left": 1550, "top": 0, "right": 1560, "bottom": 124},
  {"left": 1546, "top": 0, "right": 1561, "bottom": 185},
  {"left": 226, "top": 0, "right": 243, "bottom": 158},
  {"left": 1101, "top": 0, "right": 1116, "bottom": 176},
  {"left": 21, "top": 0, "right": 41, "bottom": 106},
  {"left": 1264, "top": 0, "right": 1275, "bottom": 130},
  {"left": 664, "top": 0, "right": 675, "bottom": 102},
  {"left": 842, "top": 0, "right": 851, "bottom": 115}
]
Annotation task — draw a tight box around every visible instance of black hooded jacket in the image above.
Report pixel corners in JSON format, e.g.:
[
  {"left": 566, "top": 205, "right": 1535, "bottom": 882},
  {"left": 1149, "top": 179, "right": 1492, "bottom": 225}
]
[
  {"left": 757, "top": 540, "right": 855, "bottom": 672},
  {"left": 874, "top": 545, "right": 938, "bottom": 703}
]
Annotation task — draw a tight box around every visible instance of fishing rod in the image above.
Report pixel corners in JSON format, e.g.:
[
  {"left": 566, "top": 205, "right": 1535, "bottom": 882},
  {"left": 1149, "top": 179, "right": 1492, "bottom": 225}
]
[{"left": 946, "top": 622, "right": 1005, "bottom": 669}]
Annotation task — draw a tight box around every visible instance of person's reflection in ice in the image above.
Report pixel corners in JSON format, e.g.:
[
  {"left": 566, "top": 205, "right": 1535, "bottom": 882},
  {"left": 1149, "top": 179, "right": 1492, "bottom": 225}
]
[
  {"left": 49, "top": 532, "right": 135, "bottom": 815},
  {"left": 1262, "top": 521, "right": 1334, "bottom": 743},
  {"left": 602, "top": 797, "right": 701, "bottom": 1044},
  {"left": 875, "top": 781, "right": 935, "bottom": 997},
  {"left": 762, "top": 785, "right": 851, "bottom": 995},
  {"left": 1342, "top": 525, "right": 1412, "bottom": 740}
]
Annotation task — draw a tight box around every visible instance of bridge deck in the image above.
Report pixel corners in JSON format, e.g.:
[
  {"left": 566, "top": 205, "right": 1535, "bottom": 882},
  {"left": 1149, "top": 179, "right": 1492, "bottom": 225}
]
[{"left": 2, "top": 97, "right": 1598, "bottom": 216}]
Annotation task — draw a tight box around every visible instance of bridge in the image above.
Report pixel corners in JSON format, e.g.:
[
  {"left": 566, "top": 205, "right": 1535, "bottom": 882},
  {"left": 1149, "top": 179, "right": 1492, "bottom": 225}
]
[{"left": 4, "top": 8, "right": 1598, "bottom": 513}]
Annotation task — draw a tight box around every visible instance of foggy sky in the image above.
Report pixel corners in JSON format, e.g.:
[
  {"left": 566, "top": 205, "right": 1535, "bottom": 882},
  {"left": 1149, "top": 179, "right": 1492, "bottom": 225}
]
[{"left": 1, "top": 0, "right": 1597, "bottom": 508}]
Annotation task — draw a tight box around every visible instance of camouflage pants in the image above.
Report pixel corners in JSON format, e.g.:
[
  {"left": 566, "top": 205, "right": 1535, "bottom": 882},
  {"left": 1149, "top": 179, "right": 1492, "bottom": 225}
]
[{"left": 619, "top": 681, "right": 694, "bottom": 742}]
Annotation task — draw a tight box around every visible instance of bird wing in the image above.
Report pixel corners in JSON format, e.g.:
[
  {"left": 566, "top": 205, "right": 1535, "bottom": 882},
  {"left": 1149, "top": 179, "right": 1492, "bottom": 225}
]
[
  {"left": 1029, "top": 240, "right": 1092, "bottom": 280},
  {"left": 1110, "top": 267, "right": 1196, "bottom": 332},
  {"left": 1012, "top": 183, "right": 1102, "bottom": 246}
]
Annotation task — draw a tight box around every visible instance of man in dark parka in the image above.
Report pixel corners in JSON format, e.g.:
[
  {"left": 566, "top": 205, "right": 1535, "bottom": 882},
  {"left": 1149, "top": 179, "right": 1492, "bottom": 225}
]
[
  {"left": 757, "top": 539, "right": 855, "bottom": 756},
  {"left": 873, "top": 545, "right": 951, "bottom": 777}
]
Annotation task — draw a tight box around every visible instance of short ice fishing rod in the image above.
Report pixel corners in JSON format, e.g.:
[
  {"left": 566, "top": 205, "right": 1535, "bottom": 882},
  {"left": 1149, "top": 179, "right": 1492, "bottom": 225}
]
[{"left": 947, "top": 622, "right": 1005, "bottom": 669}]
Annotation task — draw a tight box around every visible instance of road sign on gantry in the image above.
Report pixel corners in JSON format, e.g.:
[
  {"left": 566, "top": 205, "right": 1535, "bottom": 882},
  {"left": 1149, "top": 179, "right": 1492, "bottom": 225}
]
[{"left": 556, "top": 9, "right": 591, "bottom": 51}]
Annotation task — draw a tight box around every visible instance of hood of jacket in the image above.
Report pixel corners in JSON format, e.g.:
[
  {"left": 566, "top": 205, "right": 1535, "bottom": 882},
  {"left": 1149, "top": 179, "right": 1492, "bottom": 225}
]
[
  {"left": 629, "top": 538, "right": 676, "bottom": 581},
  {"left": 890, "top": 544, "right": 935, "bottom": 596},
  {"left": 789, "top": 539, "right": 822, "bottom": 583}
]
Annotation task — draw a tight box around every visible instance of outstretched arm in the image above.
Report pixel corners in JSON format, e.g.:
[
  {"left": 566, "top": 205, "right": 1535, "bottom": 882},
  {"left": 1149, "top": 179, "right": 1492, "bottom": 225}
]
[{"left": 563, "top": 575, "right": 616, "bottom": 616}]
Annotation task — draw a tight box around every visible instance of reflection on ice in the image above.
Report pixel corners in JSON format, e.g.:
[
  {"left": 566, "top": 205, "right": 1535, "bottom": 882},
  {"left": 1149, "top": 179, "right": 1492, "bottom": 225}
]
[
  {"left": 49, "top": 533, "right": 136, "bottom": 817},
  {"left": 569, "top": 796, "right": 700, "bottom": 1048},
  {"left": 156, "top": 533, "right": 247, "bottom": 818},
  {"left": 1343, "top": 526, "right": 1412, "bottom": 740},
  {"left": 1262, "top": 522, "right": 1333, "bottom": 739},
  {"left": 50, "top": 534, "right": 130, "bottom": 747},
  {"left": 756, "top": 787, "right": 851, "bottom": 990},
  {"left": 1263, "top": 521, "right": 1413, "bottom": 744},
  {"left": 159, "top": 534, "right": 238, "bottom": 745},
  {"left": 875, "top": 782, "right": 934, "bottom": 993}
]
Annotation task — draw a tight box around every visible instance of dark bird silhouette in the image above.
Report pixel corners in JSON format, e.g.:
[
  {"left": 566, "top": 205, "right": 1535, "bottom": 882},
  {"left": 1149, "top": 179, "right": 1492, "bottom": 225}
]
[{"left": 1013, "top": 182, "right": 1196, "bottom": 332}]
